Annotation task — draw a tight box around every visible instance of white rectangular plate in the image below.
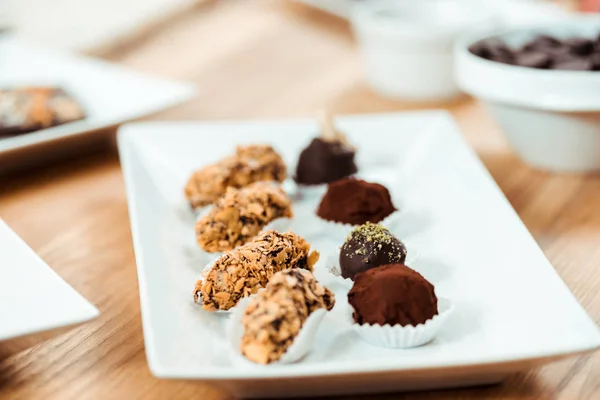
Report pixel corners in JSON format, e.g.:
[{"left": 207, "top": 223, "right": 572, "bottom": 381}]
[
  {"left": 0, "top": 35, "right": 195, "bottom": 155},
  {"left": 118, "top": 112, "right": 600, "bottom": 398},
  {"left": 0, "top": 219, "right": 99, "bottom": 342}
]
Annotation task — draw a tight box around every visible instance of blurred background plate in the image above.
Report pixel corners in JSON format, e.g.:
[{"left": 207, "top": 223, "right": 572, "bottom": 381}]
[
  {"left": 0, "top": 219, "right": 99, "bottom": 357},
  {"left": 298, "top": 0, "right": 570, "bottom": 24},
  {"left": 0, "top": 35, "right": 196, "bottom": 175}
]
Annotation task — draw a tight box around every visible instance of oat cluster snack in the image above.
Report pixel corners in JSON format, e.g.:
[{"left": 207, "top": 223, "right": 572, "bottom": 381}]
[
  {"left": 240, "top": 269, "right": 335, "bottom": 364},
  {"left": 0, "top": 87, "right": 85, "bottom": 136},
  {"left": 195, "top": 181, "right": 293, "bottom": 252},
  {"left": 194, "top": 230, "right": 320, "bottom": 311},
  {"left": 184, "top": 145, "right": 287, "bottom": 209}
]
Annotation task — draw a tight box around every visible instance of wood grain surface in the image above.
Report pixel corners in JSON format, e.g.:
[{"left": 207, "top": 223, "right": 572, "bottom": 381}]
[{"left": 1, "top": 1, "right": 600, "bottom": 399}]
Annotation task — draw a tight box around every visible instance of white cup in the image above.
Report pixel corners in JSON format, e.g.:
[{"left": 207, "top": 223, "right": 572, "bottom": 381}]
[
  {"left": 0, "top": 0, "right": 14, "bottom": 31},
  {"left": 350, "top": 0, "right": 501, "bottom": 102}
]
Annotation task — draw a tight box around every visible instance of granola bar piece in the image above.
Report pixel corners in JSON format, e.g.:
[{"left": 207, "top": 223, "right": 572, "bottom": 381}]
[
  {"left": 0, "top": 87, "right": 86, "bottom": 136},
  {"left": 195, "top": 181, "right": 292, "bottom": 252},
  {"left": 184, "top": 145, "right": 287, "bottom": 209},
  {"left": 194, "top": 230, "right": 320, "bottom": 311},
  {"left": 240, "top": 269, "right": 335, "bottom": 364}
]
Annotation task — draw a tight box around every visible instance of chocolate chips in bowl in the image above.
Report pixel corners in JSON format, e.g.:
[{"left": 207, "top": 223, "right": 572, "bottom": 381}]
[
  {"left": 455, "top": 19, "right": 600, "bottom": 173},
  {"left": 469, "top": 33, "right": 600, "bottom": 71}
]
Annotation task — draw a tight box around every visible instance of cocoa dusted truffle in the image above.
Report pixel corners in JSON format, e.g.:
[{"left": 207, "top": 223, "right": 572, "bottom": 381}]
[
  {"left": 348, "top": 264, "right": 438, "bottom": 326},
  {"left": 340, "top": 222, "right": 407, "bottom": 280},
  {"left": 317, "top": 178, "right": 396, "bottom": 225},
  {"left": 295, "top": 111, "right": 357, "bottom": 185}
]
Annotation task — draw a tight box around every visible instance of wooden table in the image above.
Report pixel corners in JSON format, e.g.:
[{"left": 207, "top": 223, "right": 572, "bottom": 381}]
[{"left": 1, "top": 1, "right": 599, "bottom": 399}]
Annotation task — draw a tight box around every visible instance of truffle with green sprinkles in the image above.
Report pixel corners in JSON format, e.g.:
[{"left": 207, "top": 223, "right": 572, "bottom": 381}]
[{"left": 339, "top": 222, "right": 407, "bottom": 280}]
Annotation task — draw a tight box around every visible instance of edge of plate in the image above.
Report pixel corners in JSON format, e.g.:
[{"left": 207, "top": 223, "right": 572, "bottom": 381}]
[{"left": 0, "top": 219, "right": 99, "bottom": 342}]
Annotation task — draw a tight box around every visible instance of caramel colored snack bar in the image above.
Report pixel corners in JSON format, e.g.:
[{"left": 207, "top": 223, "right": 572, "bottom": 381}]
[
  {"left": 0, "top": 87, "right": 86, "bottom": 136},
  {"left": 184, "top": 145, "right": 287, "bottom": 209},
  {"left": 194, "top": 230, "right": 319, "bottom": 311},
  {"left": 195, "top": 181, "right": 292, "bottom": 252},
  {"left": 240, "top": 269, "right": 335, "bottom": 364}
]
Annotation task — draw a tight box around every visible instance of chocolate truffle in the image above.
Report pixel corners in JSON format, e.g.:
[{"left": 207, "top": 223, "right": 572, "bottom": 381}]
[
  {"left": 340, "top": 222, "right": 407, "bottom": 280},
  {"left": 348, "top": 264, "right": 438, "bottom": 327},
  {"left": 295, "top": 138, "right": 358, "bottom": 185},
  {"left": 295, "top": 111, "right": 357, "bottom": 185},
  {"left": 317, "top": 178, "right": 396, "bottom": 225}
]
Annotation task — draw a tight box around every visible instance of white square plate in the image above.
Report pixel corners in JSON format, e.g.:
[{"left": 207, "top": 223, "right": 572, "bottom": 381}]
[
  {"left": 118, "top": 112, "right": 600, "bottom": 399},
  {"left": 0, "top": 219, "right": 99, "bottom": 342},
  {"left": 0, "top": 35, "right": 195, "bottom": 154}
]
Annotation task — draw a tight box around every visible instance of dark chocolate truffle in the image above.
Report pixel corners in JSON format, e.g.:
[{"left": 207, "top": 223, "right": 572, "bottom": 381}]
[
  {"left": 348, "top": 264, "right": 438, "bottom": 327},
  {"left": 317, "top": 178, "right": 396, "bottom": 225},
  {"left": 340, "top": 222, "right": 407, "bottom": 280},
  {"left": 295, "top": 138, "right": 358, "bottom": 185}
]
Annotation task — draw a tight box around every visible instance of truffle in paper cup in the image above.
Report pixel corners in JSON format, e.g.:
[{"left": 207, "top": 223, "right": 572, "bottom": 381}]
[
  {"left": 350, "top": 297, "right": 453, "bottom": 348},
  {"left": 227, "top": 297, "right": 328, "bottom": 364},
  {"left": 325, "top": 239, "right": 421, "bottom": 288}
]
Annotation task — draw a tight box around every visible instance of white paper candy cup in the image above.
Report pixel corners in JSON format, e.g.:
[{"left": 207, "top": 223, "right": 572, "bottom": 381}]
[
  {"left": 281, "top": 178, "right": 299, "bottom": 200},
  {"left": 227, "top": 296, "right": 328, "bottom": 364},
  {"left": 317, "top": 210, "right": 403, "bottom": 243},
  {"left": 350, "top": 297, "right": 453, "bottom": 349},
  {"left": 262, "top": 217, "right": 293, "bottom": 233},
  {"left": 325, "top": 238, "right": 422, "bottom": 288},
  {"left": 295, "top": 183, "right": 328, "bottom": 202},
  {"left": 193, "top": 205, "right": 213, "bottom": 221},
  {"left": 282, "top": 179, "right": 329, "bottom": 204}
]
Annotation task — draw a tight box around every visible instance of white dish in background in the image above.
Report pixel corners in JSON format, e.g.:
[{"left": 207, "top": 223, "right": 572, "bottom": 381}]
[
  {"left": 455, "top": 17, "right": 600, "bottom": 172},
  {"left": 0, "top": 219, "right": 99, "bottom": 342},
  {"left": 351, "top": 0, "right": 498, "bottom": 102},
  {"left": 118, "top": 112, "right": 600, "bottom": 399},
  {"left": 0, "top": 34, "right": 195, "bottom": 159},
  {"left": 302, "top": 0, "right": 567, "bottom": 102},
  {"left": 299, "top": 0, "right": 567, "bottom": 22}
]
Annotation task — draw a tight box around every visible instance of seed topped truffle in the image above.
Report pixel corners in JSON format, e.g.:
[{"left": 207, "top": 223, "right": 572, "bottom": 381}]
[
  {"left": 348, "top": 264, "right": 438, "bottom": 327},
  {"left": 317, "top": 178, "right": 396, "bottom": 225},
  {"left": 340, "top": 222, "right": 407, "bottom": 280}
]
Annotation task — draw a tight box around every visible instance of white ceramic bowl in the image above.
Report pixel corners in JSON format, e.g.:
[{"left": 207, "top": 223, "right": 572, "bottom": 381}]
[
  {"left": 351, "top": 0, "right": 498, "bottom": 102},
  {"left": 456, "top": 18, "right": 600, "bottom": 173}
]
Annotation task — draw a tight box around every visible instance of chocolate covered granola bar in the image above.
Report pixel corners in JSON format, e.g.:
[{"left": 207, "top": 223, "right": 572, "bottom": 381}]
[
  {"left": 194, "top": 230, "right": 319, "bottom": 311},
  {"left": 0, "top": 87, "right": 85, "bottom": 136},
  {"left": 195, "top": 181, "right": 292, "bottom": 252},
  {"left": 184, "top": 144, "right": 287, "bottom": 209},
  {"left": 240, "top": 269, "right": 335, "bottom": 364}
]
